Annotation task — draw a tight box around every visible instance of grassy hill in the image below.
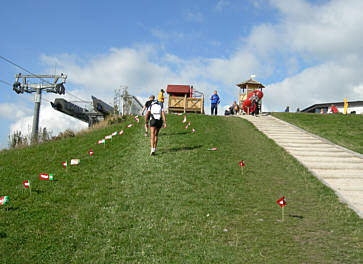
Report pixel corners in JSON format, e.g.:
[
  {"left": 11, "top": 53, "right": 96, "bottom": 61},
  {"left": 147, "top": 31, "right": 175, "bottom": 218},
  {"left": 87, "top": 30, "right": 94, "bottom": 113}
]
[
  {"left": 0, "top": 114, "right": 362, "bottom": 263},
  {"left": 272, "top": 112, "right": 363, "bottom": 155}
]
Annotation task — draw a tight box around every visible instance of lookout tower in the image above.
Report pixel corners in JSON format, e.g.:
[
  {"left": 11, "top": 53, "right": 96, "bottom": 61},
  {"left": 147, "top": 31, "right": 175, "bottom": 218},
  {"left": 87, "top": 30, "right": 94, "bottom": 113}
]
[{"left": 237, "top": 76, "right": 265, "bottom": 113}]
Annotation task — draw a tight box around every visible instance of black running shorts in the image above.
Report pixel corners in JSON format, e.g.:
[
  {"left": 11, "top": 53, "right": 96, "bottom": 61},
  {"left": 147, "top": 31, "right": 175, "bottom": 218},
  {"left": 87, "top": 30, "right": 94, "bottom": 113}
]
[{"left": 150, "top": 119, "right": 163, "bottom": 128}]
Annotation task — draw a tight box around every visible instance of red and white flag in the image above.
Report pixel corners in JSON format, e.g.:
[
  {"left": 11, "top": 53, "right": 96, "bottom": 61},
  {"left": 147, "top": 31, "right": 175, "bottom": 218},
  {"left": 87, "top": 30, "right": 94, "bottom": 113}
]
[
  {"left": 208, "top": 147, "right": 217, "bottom": 151},
  {"left": 177, "top": 113, "right": 183, "bottom": 116},
  {"left": 188, "top": 122, "right": 191, "bottom": 126},
  {"left": 239, "top": 160, "right": 245, "bottom": 167},
  {"left": 62, "top": 161, "right": 68, "bottom": 168},
  {"left": 98, "top": 139, "right": 105, "bottom": 144},
  {"left": 185, "top": 125, "right": 189, "bottom": 129},
  {"left": 182, "top": 116, "right": 187, "bottom": 123},
  {"left": 88, "top": 149, "right": 94, "bottom": 156},
  {"left": 135, "top": 116, "right": 139, "bottom": 123},
  {"left": 111, "top": 131, "right": 117, "bottom": 136},
  {"left": 127, "top": 124, "right": 133, "bottom": 128},
  {"left": 0, "top": 196, "right": 9, "bottom": 205},
  {"left": 192, "top": 128, "right": 196, "bottom": 133},
  {"left": 23, "top": 180, "right": 30, "bottom": 188},
  {"left": 105, "top": 135, "right": 112, "bottom": 140},
  {"left": 40, "top": 173, "right": 53, "bottom": 181},
  {"left": 70, "top": 159, "right": 80, "bottom": 165},
  {"left": 119, "top": 130, "right": 124, "bottom": 135},
  {"left": 277, "top": 196, "right": 287, "bottom": 207}
]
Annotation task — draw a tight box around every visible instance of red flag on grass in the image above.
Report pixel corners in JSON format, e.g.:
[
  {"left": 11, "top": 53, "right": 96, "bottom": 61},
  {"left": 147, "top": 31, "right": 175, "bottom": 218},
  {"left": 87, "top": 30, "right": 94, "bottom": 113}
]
[
  {"left": 40, "top": 173, "right": 53, "bottom": 181},
  {"left": 88, "top": 149, "right": 94, "bottom": 156},
  {"left": 239, "top": 160, "right": 245, "bottom": 167},
  {"left": 119, "top": 130, "right": 124, "bottom": 135},
  {"left": 23, "top": 180, "right": 30, "bottom": 188},
  {"left": 277, "top": 196, "right": 287, "bottom": 207},
  {"left": 127, "top": 124, "right": 133, "bottom": 128}
]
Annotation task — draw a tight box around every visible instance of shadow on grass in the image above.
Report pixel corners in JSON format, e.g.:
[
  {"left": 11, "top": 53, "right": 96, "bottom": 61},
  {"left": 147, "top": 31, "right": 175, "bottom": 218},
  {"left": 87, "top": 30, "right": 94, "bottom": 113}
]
[
  {"left": 288, "top": 214, "right": 304, "bottom": 219},
  {"left": 0, "top": 232, "right": 7, "bottom": 238},
  {"left": 160, "top": 131, "right": 190, "bottom": 136},
  {"left": 161, "top": 145, "right": 202, "bottom": 153}
]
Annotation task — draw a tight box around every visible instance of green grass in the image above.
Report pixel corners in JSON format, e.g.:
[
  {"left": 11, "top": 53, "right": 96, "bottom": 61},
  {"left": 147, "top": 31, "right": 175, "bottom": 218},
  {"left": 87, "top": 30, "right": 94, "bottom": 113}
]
[
  {"left": 272, "top": 112, "right": 363, "bottom": 155},
  {"left": 0, "top": 114, "right": 362, "bottom": 263}
]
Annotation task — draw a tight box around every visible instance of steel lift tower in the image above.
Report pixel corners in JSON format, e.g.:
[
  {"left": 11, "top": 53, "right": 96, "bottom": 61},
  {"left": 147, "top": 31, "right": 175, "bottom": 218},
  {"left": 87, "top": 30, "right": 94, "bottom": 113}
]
[{"left": 13, "top": 73, "right": 67, "bottom": 141}]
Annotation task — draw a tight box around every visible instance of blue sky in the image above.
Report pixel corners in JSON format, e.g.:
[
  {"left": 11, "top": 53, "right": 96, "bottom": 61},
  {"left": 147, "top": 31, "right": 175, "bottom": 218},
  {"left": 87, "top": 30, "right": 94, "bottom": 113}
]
[{"left": 1, "top": 0, "right": 363, "bottom": 149}]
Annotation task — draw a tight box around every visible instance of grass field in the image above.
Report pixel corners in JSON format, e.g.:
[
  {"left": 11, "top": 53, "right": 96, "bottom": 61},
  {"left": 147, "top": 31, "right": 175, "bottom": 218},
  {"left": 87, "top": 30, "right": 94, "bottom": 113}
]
[
  {"left": 0, "top": 114, "right": 362, "bottom": 263},
  {"left": 272, "top": 112, "right": 363, "bottom": 155}
]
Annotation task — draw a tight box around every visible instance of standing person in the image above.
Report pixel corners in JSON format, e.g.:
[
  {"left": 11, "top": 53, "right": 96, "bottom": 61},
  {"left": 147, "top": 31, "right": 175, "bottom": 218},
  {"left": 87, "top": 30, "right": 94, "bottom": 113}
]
[
  {"left": 141, "top": 95, "right": 155, "bottom": 137},
  {"left": 210, "top": 90, "right": 220, "bottom": 115},
  {"left": 284, "top": 106, "right": 290, "bottom": 112},
  {"left": 146, "top": 100, "right": 166, "bottom": 155},
  {"left": 157, "top": 89, "right": 165, "bottom": 108}
]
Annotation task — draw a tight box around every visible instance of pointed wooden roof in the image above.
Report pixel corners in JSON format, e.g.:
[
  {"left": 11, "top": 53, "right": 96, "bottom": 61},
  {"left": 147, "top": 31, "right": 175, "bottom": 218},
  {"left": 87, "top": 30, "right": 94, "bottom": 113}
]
[{"left": 236, "top": 78, "right": 265, "bottom": 89}]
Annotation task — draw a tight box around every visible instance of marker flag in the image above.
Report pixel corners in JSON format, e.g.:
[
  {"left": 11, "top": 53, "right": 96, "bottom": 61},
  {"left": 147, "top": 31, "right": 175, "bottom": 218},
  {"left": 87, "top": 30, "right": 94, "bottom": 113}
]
[
  {"left": 88, "top": 149, "right": 94, "bottom": 156},
  {"left": 119, "top": 130, "right": 124, "bottom": 135},
  {"left": 192, "top": 128, "right": 196, "bottom": 133},
  {"left": 177, "top": 113, "right": 183, "bottom": 116},
  {"left": 70, "top": 159, "right": 80, "bottom": 165},
  {"left": 105, "top": 135, "right": 112, "bottom": 140},
  {"left": 127, "top": 124, "right": 133, "bottom": 128},
  {"left": 135, "top": 116, "right": 140, "bottom": 123},
  {"left": 239, "top": 160, "right": 245, "bottom": 167},
  {"left": 0, "top": 196, "right": 9, "bottom": 205},
  {"left": 185, "top": 125, "right": 189, "bottom": 129},
  {"left": 40, "top": 173, "right": 53, "bottom": 181},
  {"left": 208, "top": 147, "right": 217, "bottom": 151},
  {"left": 98, "top": 139, "right": 105, "bottom": 144},
  {"left": 188, "top": 122, "right": 191, "bottom": 126},
  {"left": 182, "top": 116, "right": 187, "bottom": 123},
  {"left": 111, "top": 132, "right": 117, "bottom": 136},
  {"left": 277, "top": 196, "right": 287, "bottom": 208},
  {"left": 23, "top": 180, "right": 30, "bottom": 188},
  {"left": 62, "top": 161, "right": 68, "bottom": 168}
]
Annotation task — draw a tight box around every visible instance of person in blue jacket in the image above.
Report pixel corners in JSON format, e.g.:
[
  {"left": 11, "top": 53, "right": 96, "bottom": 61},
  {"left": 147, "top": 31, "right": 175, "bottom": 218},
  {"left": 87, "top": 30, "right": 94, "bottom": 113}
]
[{"left": 210, "top": 90, "right": 220, "bottom": 115}]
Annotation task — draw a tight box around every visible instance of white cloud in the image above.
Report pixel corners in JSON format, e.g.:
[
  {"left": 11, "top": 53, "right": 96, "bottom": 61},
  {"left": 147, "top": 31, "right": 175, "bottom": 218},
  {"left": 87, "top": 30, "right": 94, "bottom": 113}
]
[
  {"left": 10, "top": 103, "right": 88, "bottom": 138},
  {"left": 0, "top": 103, "right": 32, "bottom": 120},
  {"left": 184, "top": 11, "right": 204, "bottom": 23},
  {"left": 151, "top": 28, "right": 185, "bottom": 41},
  {"left": 216, "top": 0, "right": 230, "bottom": 11}
]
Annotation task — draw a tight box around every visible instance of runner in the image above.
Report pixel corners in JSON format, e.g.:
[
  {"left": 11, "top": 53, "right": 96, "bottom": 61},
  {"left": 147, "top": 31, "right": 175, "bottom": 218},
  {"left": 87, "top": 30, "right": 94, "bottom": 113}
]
[
  {"left": 141, "top": 95, "right": 155, "bottom": 136},
  {"left": 145, "top": 100, "right": 166, "bottom": 155}
]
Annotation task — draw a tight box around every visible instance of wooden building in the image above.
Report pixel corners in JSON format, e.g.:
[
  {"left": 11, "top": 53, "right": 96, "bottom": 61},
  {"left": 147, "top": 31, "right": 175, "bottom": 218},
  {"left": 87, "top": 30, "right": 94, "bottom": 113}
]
[
  {"left": 166, "top": 85, "right": 204, "bottom": 114},
  {"left": 236, "top": 77, "right": 265, "bottom": 112}
]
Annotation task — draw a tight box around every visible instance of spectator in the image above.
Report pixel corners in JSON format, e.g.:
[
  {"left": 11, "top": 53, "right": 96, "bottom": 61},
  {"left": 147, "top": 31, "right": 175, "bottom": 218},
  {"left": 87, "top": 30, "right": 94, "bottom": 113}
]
[
  {"left": 232, "top": 101, "right": 239, "bottom": 115},
  {"left": 210, "top": 90, "right": 220, "bottom": 115},
  {"left": 157, "top": 89, "right": 165, "bottom": 108},
  {"left": 284, "top": 106, "right": 290, "bottom": 112}
]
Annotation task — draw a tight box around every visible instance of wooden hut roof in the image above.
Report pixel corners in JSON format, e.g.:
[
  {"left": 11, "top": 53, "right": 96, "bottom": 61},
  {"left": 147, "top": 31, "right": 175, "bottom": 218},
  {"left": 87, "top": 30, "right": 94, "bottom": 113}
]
[{"left": 236, "top": 78, "right": 265, "bottom": 89}]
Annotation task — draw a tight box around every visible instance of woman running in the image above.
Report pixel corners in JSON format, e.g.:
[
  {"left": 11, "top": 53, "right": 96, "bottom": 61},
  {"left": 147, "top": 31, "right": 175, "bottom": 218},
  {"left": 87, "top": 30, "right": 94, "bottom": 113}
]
[{"left": 145, "top": 100, "right": 166, "bottom": 155}]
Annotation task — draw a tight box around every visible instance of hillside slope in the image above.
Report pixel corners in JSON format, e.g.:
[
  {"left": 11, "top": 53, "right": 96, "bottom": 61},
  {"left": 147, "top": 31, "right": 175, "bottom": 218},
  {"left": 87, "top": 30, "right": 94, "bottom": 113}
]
[
  {"left": 0, "top": 114, "right": 362, "bottom": 263},
  {"left": 272, "top": 112, "right": 363, "bottom": 155}
]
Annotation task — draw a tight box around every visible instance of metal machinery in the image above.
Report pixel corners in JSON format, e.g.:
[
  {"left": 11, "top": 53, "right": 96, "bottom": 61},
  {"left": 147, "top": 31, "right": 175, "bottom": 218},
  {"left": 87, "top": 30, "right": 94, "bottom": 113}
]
[
  {"left": 51, "top": 96, "right": 114, "bottom": 127},
  {"left": 13, "top": 73, "right": 67, "bottom": 141},
  {"left": 114, "top": 86, "right": 143, "bottom": 115}
]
